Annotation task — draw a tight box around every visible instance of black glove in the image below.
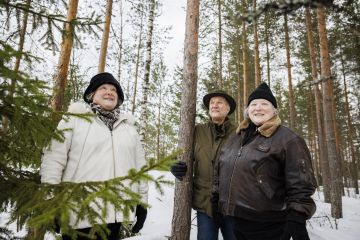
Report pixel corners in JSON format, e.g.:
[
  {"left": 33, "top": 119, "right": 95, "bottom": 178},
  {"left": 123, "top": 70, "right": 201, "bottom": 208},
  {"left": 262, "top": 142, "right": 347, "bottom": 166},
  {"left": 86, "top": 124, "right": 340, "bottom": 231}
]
[
  {"left": 170, "top": 161, "right": 187, "bottom": 180},
  {"left": 132, "top": 205, "right": 147, "bottom": 233},
  {"left": 282, "top": 210, "right": 310, "bottom": 240}
]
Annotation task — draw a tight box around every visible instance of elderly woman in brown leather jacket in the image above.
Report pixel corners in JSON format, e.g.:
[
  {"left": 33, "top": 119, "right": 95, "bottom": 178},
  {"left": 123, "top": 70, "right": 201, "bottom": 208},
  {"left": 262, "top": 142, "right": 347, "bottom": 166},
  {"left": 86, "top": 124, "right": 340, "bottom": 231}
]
[{"left": 215, "top": 82, "right": 317, "bottom": 240}]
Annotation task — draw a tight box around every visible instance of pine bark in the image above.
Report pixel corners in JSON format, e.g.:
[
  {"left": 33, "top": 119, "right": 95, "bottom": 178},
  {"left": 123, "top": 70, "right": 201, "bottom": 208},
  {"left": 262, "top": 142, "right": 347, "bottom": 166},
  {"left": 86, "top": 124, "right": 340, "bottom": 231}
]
[
  {"left": 340, "top": 50, "right": 359, "bottom": 194},
  {"left": 140, "top": 0, "right": 156, "bottom": 140},
  {"left": 241, "top": 0, "right": 249, "bottom": 105},
  {"left": 317, "top": 6, "right": 342, "bottom": 218},
  {"left": 217, "top": 0, "right": 223, "bottom": 88},
  {"left": 264, "top": 12, "right": 271, "bottom": 86},
  {"left": 305, "top": 8, "right": 331, "bottom": 202},
  {"left": 171, "top": 0, "right": 200, "bottom": 239},
  {"left": 51, "top": 0, "right": 79, "bottom": 111},
  {"left": 253, "top": 0, "right": 261, "bottom": 86},
  {"left": 98, "top": 0, "right": 113, "bottom": 73},
  {"left": 284, "top": 14, "right": 296, "bottom": 130}
]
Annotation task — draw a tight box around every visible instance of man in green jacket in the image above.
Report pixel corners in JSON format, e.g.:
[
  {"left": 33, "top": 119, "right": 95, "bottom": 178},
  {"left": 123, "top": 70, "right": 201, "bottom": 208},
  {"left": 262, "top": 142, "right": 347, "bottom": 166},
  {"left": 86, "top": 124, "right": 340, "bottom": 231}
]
[{"left": 171, "top": 90, "right": 237, "bottom": 240}]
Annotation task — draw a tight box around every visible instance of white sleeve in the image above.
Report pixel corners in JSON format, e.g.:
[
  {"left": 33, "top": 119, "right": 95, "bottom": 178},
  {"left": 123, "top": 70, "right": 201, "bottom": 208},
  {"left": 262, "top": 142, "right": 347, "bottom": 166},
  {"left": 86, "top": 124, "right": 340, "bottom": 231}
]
[{"left": 40, "top": 117, "right": 74, "bottom": 184}]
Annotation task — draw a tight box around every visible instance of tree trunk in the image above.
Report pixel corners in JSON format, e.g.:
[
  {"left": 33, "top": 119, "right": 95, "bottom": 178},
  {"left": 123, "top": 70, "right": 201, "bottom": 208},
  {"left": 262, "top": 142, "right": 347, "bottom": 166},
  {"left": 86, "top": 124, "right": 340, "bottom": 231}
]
[
  {"left": 317, "top": 6, "right": 342, "bottom": 218},
  {"left": 98, "top": 0, "right": 113, "bottom": 73},
  {"left": 156, "top": 87, "right": 162, "bottom": 161},
  {"left": 217, "top": 0, "right": 223, "bottom": 88},
  {"left": 340, "top": 48, "right": 359, "bottom": 194},
  {"left": 284, "top": 14, "right": 296, "bottom": 130},
  {"left": 139, "top": 0, "right": 156, "bottom": 140},
  {"left": 171, "top": 0, "right": 200, "bottom": 239},
  {"left": 116, "top": 0, "right": 123, "bottom": 81},
  {"left": 253, "top": 0, "right": 261, "bottom": 86},
  {"left": 236, "top": 45, "right": 243, "bottom": 125},
  {"left": 305, "top": 8, "right": 331, "bottom": 202},
  {"left": 2, "top": 0, "right": 32, "bottom": 133},
  {"left": 241, "top": 0, "right": 249, "bottom": 105},
  {"left": 131, "top": 10, "right": 144, "bottom": 114},
  {"left": 51, "top": 0, "right": 79, "bottom": 111},
  {"left": 264, "top": 12, "right": 271, "bottom": 87}
]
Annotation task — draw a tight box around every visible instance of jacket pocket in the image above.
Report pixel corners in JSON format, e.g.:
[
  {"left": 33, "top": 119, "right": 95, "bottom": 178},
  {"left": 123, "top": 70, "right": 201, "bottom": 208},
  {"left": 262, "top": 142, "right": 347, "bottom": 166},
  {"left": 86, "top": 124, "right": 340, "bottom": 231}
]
[{"left": 256, "top": 172, "right": 275, "bottom": 199}]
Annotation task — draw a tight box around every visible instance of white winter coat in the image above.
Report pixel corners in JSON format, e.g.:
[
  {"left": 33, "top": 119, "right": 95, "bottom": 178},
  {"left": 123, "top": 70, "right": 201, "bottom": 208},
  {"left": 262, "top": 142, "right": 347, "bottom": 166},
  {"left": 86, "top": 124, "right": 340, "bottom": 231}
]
[{"left": 40, "top": 101, "right": 148, "bottom": 229}]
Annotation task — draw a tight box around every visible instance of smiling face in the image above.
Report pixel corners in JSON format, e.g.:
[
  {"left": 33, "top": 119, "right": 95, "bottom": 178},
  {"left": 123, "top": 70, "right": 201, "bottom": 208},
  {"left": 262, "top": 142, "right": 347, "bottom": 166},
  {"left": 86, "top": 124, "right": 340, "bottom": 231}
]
[
  {"left": 209, "top": 96, "right": 230, "bottom": 125},
  {"left": 92, "top": 83, "right": 118, "bottom": 110},
  {"left": 248, "top": 98, "right": 276, "bottom": 126}
]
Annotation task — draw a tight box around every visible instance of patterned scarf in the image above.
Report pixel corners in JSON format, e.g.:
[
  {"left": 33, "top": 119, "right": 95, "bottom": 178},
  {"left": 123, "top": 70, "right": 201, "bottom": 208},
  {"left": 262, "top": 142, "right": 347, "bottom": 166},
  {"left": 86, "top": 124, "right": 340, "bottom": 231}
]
[{"left": 90, "top": 103, "right": 120, "bottom": 131}]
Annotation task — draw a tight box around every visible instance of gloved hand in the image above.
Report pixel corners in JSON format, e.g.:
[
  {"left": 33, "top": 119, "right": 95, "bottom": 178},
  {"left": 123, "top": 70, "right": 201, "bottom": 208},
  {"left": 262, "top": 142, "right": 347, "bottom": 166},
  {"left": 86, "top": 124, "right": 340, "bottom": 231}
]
[
  {"left": 282, "top": 210, "right": 310, "bottom": 240},
  {"left": 170, "top": 161, "right": 187, "bottom": 180},
  {"left": 132, "top": 205, "right": 147, "bottom": 233}
]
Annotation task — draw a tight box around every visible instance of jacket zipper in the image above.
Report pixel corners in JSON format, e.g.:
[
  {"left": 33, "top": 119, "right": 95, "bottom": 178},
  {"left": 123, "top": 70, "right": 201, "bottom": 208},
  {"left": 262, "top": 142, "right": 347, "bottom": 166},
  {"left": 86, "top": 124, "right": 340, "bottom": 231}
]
[{"left": 226, "top": 146, "right": 243, "bottom": 214}]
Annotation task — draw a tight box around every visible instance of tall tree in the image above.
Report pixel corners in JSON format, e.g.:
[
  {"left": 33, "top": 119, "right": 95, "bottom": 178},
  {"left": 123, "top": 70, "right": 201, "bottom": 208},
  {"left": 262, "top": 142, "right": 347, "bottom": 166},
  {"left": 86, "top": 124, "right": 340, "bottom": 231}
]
[
  {"left": 264, "top": 11, "right": 271, "bottom": 86},
  {"left": 317, "top": 6, "right": 342, "bottom": 218},
  {"left": 284, "top": 14, "right": 296, "bottom": 130},
  {"left": 131, "top": 4, "right": 145, "bottom": 114},
  {"left": 139, "top": 0, "right": 156, "bottom": 140},
  {"left": 305, "top": 7, "right": 331, "bottom": 202},
  {"left": 98, "top": 0, "right": 113, "bottom": 73},
  {"left": 253, "top": 0, "right": 261, "bottom": 86},
  {"left": 2, "top": 0, "right": 32, "bottom": 133},
  {"left": 51, "top": 0, "right": 79, "bottom": 111},
  {"left": 171, "top": 0, "right": 200, "bottom": 239},
  {"left": 241, "top": 0, "right": 249, "bottom": 104},
  {"left": 217, "top": 0, "right": 223, "bottom": 88},
  {"left": 340, "top": 48, "right": 359, "bottom": 194}
]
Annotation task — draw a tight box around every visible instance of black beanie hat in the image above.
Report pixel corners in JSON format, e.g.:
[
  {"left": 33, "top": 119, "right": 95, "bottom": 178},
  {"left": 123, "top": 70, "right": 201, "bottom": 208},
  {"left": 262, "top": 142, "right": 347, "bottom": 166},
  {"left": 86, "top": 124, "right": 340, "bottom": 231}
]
[
  {"left": 247, "top": 82, "right": 277, "bottom": 108},
  {"left": 203, "top": 90, "right": 236, "bottom": 115},
  {"left": 83, "top": 72, "right": 124, "bottom": 105}
]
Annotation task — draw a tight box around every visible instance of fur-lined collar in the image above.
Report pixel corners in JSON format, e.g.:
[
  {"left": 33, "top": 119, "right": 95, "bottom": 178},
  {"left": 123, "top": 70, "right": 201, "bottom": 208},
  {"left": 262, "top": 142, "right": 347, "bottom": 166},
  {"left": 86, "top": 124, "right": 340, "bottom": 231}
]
[
  {"left": 67, "top": 101, "right": 135, "bottom": 125},
  {"left": 236, "top": 115, "right": 281, "bottom": 137}
]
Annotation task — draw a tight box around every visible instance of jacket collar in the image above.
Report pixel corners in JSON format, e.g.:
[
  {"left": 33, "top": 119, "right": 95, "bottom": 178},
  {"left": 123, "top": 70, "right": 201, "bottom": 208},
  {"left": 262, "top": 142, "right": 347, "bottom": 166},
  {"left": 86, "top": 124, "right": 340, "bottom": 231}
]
[
  {"left": 209, "top": 117, "right": 233, "bottom": 138},
  {"left": 236, "top": 115, "right": 281, "bottom": 137}
]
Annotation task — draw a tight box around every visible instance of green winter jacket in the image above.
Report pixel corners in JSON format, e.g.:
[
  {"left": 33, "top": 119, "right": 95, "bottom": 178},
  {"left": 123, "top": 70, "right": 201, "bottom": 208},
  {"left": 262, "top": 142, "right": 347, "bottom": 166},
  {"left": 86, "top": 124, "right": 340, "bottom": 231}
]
[{"left": 192, "top": 118, "right": 236, "bottom": 217}]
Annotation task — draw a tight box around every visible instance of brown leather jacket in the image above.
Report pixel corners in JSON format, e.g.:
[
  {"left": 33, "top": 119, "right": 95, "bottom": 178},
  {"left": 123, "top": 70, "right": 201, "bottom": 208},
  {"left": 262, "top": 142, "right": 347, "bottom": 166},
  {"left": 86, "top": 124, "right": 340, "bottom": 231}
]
[{"left": 216, "top": 116, "right": 317, "bottom": 222}]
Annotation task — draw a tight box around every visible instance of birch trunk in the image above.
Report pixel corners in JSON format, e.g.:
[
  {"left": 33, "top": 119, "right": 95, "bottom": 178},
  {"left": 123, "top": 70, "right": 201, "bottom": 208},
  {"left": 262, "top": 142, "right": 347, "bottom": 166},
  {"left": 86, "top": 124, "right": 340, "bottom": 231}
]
[
  {"left": 171, "top": 0, "right": 200, "bottom": 239},
  {"left": 139, "top": 0, "right": 156, "bottom": 140}
]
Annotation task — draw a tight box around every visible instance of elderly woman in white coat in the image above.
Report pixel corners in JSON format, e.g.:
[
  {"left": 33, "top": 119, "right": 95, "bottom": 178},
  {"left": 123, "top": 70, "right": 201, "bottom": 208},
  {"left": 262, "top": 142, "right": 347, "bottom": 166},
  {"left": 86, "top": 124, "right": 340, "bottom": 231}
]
[{"left": 40, "top": 72, "right": 148, "bottom": 240}]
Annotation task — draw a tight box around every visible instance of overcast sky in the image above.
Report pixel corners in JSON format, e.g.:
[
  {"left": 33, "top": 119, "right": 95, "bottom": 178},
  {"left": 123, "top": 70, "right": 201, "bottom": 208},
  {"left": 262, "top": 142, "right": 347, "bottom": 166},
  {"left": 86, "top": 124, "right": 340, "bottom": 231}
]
[{"left": 158, "top": 1, "right": 186, "bottom": 70}]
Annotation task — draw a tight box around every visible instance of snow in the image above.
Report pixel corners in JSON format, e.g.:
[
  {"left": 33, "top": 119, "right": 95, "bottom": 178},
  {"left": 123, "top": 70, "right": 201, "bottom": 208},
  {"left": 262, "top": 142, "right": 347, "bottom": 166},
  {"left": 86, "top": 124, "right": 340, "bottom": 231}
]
[{"left": 2, "top": 171, "right": 360, "bottom": 239}]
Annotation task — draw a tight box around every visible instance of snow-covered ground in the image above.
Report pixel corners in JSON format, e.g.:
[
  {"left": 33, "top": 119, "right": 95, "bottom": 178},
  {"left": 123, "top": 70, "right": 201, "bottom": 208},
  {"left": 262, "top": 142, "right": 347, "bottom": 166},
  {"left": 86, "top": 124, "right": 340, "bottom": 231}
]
[{"left": 2, "top": 171, "right": 360, "bottom": 239}]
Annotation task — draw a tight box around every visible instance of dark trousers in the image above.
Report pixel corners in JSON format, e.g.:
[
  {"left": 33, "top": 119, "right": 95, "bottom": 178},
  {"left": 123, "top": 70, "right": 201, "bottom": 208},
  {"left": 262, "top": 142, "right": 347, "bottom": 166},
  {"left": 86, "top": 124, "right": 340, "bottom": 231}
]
[
  {"left": 197, "top": 211, "right": 236, "bottom": 240},
  {"left": 62, "top": 222, "right": 121, "bottom": 240},
  {"left": 229, "top": 216, "right": 286, "bottom": 240}
]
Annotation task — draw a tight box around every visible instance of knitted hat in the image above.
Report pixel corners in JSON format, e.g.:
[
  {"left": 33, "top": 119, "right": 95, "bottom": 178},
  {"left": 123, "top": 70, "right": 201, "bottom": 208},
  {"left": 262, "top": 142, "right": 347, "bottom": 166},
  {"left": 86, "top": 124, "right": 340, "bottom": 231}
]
[
  {"left": 203, "top": 90, "right": 236, "bottom": 115},
  {"left": 247, "top": 82, "right": 277, "bottom": 108},
  {"left": 83, "top": 72, "right": 124, "bottom": 105}
]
